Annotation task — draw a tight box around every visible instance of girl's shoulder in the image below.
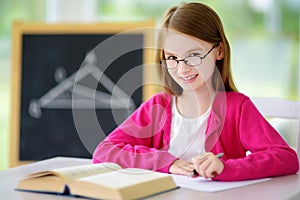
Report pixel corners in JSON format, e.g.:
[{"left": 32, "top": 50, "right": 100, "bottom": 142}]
[
  {"left": 213, "top": 91, "right": 252, "bottom": 113},
  {"left": 225, "top": 91, "right": 250, "bottom": 103},
  {"left": 224, "top": 91, "right": 255, "bottom": 110}
]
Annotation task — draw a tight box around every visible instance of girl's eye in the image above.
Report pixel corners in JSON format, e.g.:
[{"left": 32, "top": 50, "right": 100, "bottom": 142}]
[
  {"left": 166, "top": 56, "right": 177, "bottom": 60},
  {"left": 189, "top": 53, "right": 201, "bottom": 57}
]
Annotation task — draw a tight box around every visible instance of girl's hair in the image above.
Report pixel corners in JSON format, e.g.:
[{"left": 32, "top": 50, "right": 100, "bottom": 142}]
[{"left": 156, "top": 2, "right": 238, "bottom": 96}]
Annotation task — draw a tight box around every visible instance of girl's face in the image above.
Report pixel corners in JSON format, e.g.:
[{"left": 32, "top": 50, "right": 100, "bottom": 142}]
[{"left": 163, "top": 31, "right": 222, "bottom": 94}]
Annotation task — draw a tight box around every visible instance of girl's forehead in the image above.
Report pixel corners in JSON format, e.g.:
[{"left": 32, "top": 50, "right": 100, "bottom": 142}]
[{"left": 163, "top": 31, "right": 208, "bottom": 55}]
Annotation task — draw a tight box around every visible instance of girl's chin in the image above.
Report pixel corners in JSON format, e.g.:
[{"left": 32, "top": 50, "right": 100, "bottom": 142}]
[
  {"left": 180, "top": 85, "right": 203, "bottom": 92},
  {"left": 178, "top": 81, "right": 209, "bottom": 92}
]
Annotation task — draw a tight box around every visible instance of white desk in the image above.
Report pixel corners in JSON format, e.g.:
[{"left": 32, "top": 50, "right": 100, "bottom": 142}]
[{"left": 1, "top": 157, "right": 299, "bottom": 200}]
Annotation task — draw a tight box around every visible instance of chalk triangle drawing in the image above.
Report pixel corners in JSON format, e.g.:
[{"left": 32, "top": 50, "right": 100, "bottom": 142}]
[{"left": 28, "top": 51, "right": 136, "bottom": 119}]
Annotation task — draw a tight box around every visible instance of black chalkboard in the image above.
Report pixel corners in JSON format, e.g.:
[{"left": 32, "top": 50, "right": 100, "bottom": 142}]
[{"left": 10, "top": 21, "right": 155, "bottom": 166}]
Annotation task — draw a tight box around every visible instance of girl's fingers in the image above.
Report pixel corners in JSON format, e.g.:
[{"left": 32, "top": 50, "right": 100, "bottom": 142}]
[
  {"left": 206, "top": 162, "right": 221, "bottom": 178},
  {"left": 192, "top": 153, "right": 224, "bottom": 178},
  {"left": 169, "top": 160, "right": 194, "bottom": 175},
  {"left": 197, "top": 156, "right": 214, "bottom": 178}
]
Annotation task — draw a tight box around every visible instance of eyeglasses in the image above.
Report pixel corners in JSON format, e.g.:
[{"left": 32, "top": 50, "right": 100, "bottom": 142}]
[{"left": 160, "top": 46, "right": 216, "bottom": 69}]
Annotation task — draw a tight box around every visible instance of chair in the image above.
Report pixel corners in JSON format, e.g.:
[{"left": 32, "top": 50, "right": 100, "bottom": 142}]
[{"left": 251, "top": 97, "right": 300, "bottom": 165}]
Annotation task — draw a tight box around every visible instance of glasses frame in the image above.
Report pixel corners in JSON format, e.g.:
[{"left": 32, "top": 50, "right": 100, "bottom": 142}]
[{"left": 160, "top": 45, "right": 216, "bottom": 69}]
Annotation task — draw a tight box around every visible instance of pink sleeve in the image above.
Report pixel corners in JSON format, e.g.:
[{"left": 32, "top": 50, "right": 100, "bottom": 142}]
[
  {"left": 214, "top": 97, "right": 299, "bottom": 181},
  {"left": 92, "top": 94, "right": 178, "bottom": 173}
]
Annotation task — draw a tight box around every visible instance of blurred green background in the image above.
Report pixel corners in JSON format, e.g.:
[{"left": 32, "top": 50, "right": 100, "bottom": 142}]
[{"left": 0, "top": 0, "right": 299, "bottom": 170}]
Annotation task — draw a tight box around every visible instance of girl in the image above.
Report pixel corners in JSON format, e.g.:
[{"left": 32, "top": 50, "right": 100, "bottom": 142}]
[{"left": 92, "top": 2, "right": 299, "bottom": 181}]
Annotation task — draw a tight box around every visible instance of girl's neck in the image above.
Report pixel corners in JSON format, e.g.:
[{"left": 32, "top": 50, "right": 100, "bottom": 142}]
[{"left": 176, "top": 86, "right": 216, "bottom": 119}]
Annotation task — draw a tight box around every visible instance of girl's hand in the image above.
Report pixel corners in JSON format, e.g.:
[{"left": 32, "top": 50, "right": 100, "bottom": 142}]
[
  {"left": 191, "top": 152, "right": 224, "bottom": 178},
  {"left": 169, "top": 159, "right": 194, "bottom": 175}
]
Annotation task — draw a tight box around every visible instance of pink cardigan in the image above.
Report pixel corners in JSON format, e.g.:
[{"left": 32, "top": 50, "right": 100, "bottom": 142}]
[{"left": 92, "top": 92, "right": 299, "bottom": 181}]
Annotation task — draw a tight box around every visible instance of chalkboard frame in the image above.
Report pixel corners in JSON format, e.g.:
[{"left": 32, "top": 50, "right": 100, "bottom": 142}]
[{"left": 10, "top": 21, "right": 157, "bottom": 167}]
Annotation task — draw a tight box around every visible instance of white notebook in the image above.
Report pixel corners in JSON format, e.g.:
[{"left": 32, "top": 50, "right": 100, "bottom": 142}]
[{"left": 171, "top": 174, "right": 271, "bottom": 192}]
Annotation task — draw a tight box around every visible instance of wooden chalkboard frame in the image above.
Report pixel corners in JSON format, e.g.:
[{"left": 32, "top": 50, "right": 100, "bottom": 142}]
[{"left": 10, "top": 21, "right": 157, "bottom": 167}]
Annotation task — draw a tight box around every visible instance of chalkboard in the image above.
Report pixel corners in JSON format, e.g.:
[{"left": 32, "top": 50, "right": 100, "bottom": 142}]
[{"left": 10, "top": 21, "right": 156, "bottom": 166}]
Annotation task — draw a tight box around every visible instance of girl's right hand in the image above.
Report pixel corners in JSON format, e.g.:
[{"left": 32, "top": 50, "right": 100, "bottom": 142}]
[
  {"left": 191, "top": 152, "right": 224, "bottom": 178},
  {"left": 169, "top": 159, "right": 194, "bottom": 175}
]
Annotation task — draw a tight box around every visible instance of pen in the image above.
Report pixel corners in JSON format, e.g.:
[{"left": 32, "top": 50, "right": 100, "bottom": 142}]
[
  {"left": 215, "top": 152, "right": 224, "bottom": 159},
  {"left": 188, "top": 152, "right": 224, "bottom": 178}
]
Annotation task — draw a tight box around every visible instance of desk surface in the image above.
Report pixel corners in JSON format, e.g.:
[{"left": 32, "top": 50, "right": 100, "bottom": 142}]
[{"left": 1, "top": 157, "right": 299, "bottom": 200}]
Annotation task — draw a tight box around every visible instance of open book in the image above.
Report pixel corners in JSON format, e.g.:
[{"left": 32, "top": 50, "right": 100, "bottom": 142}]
[{"left": 16, "top": 162, "right": 177, "bottom": 200}]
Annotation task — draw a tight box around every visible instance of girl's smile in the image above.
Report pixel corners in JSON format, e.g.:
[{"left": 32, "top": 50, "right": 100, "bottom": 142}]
[{"left": 180, "top": 74, "right": 199, "bottom": 82}]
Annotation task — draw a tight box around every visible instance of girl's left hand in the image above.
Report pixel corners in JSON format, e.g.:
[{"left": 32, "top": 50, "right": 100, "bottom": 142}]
[
  {"left": 169, "top": 159, "right": 194, "bottom": 176},
  {"left": 191, "top": 152, "right": 224, "bottom": 178}
]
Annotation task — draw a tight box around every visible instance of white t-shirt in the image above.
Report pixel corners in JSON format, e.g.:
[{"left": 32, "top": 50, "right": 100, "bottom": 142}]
[{"left": 168, "top": 97, "right": 211, "bottom": 161}]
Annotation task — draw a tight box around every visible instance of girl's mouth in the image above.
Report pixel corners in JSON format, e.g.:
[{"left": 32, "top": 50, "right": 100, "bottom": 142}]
[{"left": 181, "top": 74, "right": 198, "bottom": 81}]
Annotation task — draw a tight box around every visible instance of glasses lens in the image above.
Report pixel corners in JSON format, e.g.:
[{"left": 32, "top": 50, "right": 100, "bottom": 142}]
[
  {"left": 185, "top": 57, "right": 201, "bottom": 66},
  {"left": 164, "top": 60, "right": 177, "bottom": 68}
]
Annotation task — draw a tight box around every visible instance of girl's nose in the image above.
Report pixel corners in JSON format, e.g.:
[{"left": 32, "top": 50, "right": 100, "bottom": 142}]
[{"left": 177, "top": 60, "right": 192, "bottom": 73}]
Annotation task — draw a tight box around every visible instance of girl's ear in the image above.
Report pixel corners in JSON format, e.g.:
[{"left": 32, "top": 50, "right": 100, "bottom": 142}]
[{"left": 216, "top": 42, "right": 224, "bottom": 60}]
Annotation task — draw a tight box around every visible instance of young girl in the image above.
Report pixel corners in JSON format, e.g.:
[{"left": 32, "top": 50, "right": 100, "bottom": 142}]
[{"left": 92, "top": 2, "right": 299, "bottom": 181}]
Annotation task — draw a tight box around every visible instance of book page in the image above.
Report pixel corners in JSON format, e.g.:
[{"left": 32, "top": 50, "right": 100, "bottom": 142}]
[
  {"left": 69, "top": 168, "right": 177, "bottom": 200},
  {"left": 75, "top": 168, "right": 174, "bottom": 189},
  {"left": 171, "top": 174, "right": 271, "bottom": 192},
  {"left": 51, "top": 162, "right": 122, "bottom": 181}
]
